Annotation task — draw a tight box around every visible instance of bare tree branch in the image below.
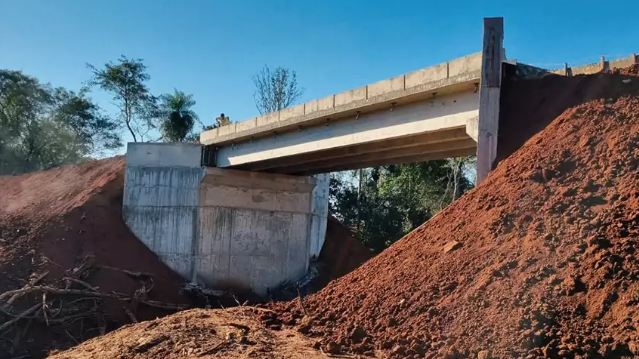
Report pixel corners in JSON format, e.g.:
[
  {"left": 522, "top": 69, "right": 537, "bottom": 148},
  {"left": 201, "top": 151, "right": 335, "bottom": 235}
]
[{"left": 253, "top": 66, "right": 304, "bottom": 115}]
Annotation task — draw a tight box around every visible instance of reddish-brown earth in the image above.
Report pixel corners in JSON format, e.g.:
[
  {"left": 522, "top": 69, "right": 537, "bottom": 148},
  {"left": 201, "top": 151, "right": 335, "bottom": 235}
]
[
  {"left": 27, "top": 65, "right": 639, "bottom": 359},
  {"left": 0, "top": 157, "right": 191, "bottom": 358},
  {"left": 272, "top": 66, "right": 639, "bottom": 359},
  {"left": 320, "top": 216, "right": 373, "bottom": 279}
]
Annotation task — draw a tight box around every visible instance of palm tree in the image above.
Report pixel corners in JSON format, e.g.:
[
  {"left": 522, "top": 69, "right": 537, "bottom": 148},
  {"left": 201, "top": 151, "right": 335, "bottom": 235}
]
[{"left": 159, "top": 89, "right": 199, "bottom": 142}]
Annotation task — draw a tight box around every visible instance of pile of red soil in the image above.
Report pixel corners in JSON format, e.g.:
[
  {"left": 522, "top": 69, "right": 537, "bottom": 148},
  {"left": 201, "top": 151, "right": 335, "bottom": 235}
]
[
  {"left": 320, "top": 216, "right": 373, "bottom": 279},
  {"left": 274, "top": 66, "right": 639, "bottom": 358},
  {"left": 0, "top": 157, "right": 190, "bottom": 358}
]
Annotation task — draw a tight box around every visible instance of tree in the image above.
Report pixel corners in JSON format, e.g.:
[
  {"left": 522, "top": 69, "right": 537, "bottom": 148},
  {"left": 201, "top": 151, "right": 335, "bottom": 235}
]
[
  {"left": 329, "top": 158, "right": 475, "bottom": 253},
  {"left": 252, "top": 66, "right": 304, "bottom": 114},
  {"left": 159, "top": 89, "right": 199, "bottom": 142},
  {"left": 51, "top": 88, "right": 122, "bottom": 155},
  {"left": 86, "top": 55, "right": 156, "bottom": 142},
  {"left": 0, "top": 69, "right": 121, "bottom": 174}
]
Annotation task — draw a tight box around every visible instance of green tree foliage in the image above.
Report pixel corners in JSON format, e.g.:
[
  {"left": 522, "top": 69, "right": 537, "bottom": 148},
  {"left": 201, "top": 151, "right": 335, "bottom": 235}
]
[
  {"left": 330, "top": 158, "right": 475, "bottom": 253},
  {"left": 253, "top": 66, "right": 304, "bottom": 114},
  {"left": 0, "top": 70, "right": 121, "bottom": 175},
  {"left": 87, "top": 55, "right": 157, "bottom": 142},
  {"left": 159, "top": 89, "right": 199, "bottom": 142}
]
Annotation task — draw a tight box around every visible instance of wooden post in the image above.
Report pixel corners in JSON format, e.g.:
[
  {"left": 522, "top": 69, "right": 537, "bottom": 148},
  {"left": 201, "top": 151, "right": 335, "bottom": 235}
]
[{"left": 476, "top": 17, "right": 504, "bottom": 184}]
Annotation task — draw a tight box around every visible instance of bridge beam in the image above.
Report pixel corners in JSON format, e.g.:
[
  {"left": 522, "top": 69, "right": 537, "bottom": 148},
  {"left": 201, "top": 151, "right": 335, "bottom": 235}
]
[
  {"left": 216, "top": 90, "right": 479, "bottom": 173},
  {"left": 234, "top": 127, "right": 471, "bottom": 172},
  {"left": 268, "top": 138, "right": 477, "bottom": 175},
  {"left": 290, "top": 148, "right": 476, "bottom": 175}
]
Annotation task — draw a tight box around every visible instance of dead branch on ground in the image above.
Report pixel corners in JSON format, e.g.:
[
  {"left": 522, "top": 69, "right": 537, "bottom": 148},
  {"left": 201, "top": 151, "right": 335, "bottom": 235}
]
[
  {"left": 0, "top": 303, "right": 40, "bottom": 332},
  {"left": 96, "top": 265, "right": 154, "bottom": 279},
  {"left": 123, "top": 307, "right": 138, "bottom": 323},
  {"left": 3, "top": 271, "right": 49, "bottom": 308}
]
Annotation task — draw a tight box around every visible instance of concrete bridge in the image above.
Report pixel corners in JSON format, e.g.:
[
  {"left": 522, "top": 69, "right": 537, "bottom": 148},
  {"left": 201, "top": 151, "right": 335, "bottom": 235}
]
[
  {"left": 122, "top": 18, "right": 505, "bottom": 295},
  {"left": 200, "top": 18, "right": 504, "bottom": 183}
]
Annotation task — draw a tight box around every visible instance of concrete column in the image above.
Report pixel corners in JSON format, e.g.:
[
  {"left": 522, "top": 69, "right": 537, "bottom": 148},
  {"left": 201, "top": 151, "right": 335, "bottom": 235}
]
[{"left": 476, "top": 17, "right": 504, "bottom": 183}]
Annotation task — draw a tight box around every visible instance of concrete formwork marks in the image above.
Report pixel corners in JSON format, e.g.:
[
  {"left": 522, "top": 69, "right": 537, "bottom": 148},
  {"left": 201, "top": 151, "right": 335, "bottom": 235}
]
[
  {"left": 123, "top": 151, "right": 206, "bottom": 280},
  {"left": 124, "top": 143, "right": 328, "bottom": 295},
  {"left": 197, "top": 170, "right": 313, "bottom": 294}
]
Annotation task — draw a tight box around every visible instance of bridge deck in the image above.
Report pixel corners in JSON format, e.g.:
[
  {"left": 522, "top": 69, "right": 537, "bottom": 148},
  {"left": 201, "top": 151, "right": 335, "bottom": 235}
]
[{"left": 201, "top": 52, "right": 482, "bottom": 147}]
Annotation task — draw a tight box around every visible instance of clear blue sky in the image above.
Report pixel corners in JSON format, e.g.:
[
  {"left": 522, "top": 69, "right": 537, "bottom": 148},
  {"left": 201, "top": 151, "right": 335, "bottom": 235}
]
[{"left": 1, "top": 0, "right": 638, "bottom": 147}]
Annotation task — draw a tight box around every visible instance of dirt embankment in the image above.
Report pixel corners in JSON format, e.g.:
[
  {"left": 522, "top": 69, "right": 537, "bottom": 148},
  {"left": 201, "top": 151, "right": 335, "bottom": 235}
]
[
  {"left": 40, "top": 65, "right": 639, "bottom": 359},
  {"left": 0, "top": 157, "right": 191, "bottom": 358},
  {"left": 273, "top": 66, "right": 639, "bottom": 359}
]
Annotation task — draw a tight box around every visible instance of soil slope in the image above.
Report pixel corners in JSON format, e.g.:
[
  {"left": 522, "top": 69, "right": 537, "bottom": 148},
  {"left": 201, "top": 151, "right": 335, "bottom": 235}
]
[
  {"left": 44, "top": 65, "right": 639, "bottom": 359},
  {"left": 274, "top": 66, "right": 639, "bottom": 359},
  {"left": 0, "top": 157, "right": 190, "bottom": 358}
]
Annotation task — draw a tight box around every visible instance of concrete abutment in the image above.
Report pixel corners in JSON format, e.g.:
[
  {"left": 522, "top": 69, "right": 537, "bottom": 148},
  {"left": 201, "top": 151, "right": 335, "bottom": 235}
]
[{"left": 123, "top": 143, "right": 329, "bottom": 295}]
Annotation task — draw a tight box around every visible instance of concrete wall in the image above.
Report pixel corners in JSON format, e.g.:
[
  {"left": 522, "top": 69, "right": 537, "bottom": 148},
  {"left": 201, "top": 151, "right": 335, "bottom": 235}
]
[
  {"left": 550, "top": 54, "right": 638, "bottom": 76},
  {"left": 310, "top": 173, "right": 329, "bottom": 258},
  {"left": 196, "top": 168, "right": 316, "bottom": 294},
  {"left": 123, "top": 143, "right": 205, "bottom": 279},
  {"left": 123, "top": 143, "right": 329, "bottom": 295}
]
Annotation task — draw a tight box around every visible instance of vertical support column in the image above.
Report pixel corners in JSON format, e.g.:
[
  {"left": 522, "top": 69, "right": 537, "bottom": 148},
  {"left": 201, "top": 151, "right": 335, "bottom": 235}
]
[{"left": 476, "top": 17, "right": 504, "bottom": 184}]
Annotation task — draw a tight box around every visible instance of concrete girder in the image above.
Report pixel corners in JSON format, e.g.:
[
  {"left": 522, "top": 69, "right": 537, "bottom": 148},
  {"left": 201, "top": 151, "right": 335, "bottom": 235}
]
[
  {"left": 267, "top": 138, "right": 477, "bottom": 175},
  {"left": 289, "top": 147, "right": 476, "bottom": 176},
  {"left": 234, "top": 127, "right": 471, "bottom": 172},
  {"left": 216, "top": 90, "right": 479, "bottom": 171}
]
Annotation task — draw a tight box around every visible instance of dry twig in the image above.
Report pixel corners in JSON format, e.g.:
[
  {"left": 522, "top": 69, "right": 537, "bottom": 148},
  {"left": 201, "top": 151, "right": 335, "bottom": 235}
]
[
  {"left": 3, "top": 271, "right": 49, "bottom": 308},
  {"left": 0, "top": 303, "right": 40, "bottom": 332},
  {"left": 96, "top": 265, "right": 153, "bottom": 279},
  {"left": 297, "top": 288, "right": 309, "bottom": 316},
  {"left": 123, "top": 307, "right": 138, "bottom": 323},
  {"left": 63, "top": 277, "right": 99, "bottom": 292},
  {"left": 141, "top": 300, "right": 189, "bottom": 311},
  {"left": 0, "top": 286, "right": 126, "bottom": 302}
]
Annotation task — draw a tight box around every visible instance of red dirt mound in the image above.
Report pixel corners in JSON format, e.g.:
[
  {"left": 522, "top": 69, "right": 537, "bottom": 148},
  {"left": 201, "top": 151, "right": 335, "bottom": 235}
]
[
  {"left": 320, "top": 216, "right": 373, "bottom": 279},
  {"left": 274, "top": 66, "right": 639, "bottom": 358},
  {"left": 0, "top": 157, "right": 190, "bottom": 358}
]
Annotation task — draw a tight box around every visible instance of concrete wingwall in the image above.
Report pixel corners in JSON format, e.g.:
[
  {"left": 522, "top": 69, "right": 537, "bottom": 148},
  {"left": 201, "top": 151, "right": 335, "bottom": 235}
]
[
  {"left": 123, "top": 143, "right": 205, "bottom": 280},
  {"left": 123, "top": 143, "right": 329, "bottom": 295}
]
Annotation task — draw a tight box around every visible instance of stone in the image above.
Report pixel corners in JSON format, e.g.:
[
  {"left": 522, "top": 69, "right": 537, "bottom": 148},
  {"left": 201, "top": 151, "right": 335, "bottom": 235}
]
[
  {"left": 443, "top": 241, "right": 462, "bottom": 253},
  {"left": 391, "top": 345, "right": 407, "bottom": 356},
  {"left": 325, "top": 341, "right": 341, "bottom": 354},
  {"left": 350, "top": 326, "right": 367, "bottom": 344}
]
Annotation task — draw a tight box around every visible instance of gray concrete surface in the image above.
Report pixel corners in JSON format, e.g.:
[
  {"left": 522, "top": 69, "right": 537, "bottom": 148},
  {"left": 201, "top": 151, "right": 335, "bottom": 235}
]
[
  {"left": 123, "top": 143, "right": 329, "bottom": 295},
  {"left": 216, "top": 90, "right": 480, "bottom": 175},
  {"left": 197, "top": 168, "right": 316, "bottom": 294},
  {"left": 551, "top": 53, "right": 638, "bottom": 76},
  {"left": 201, "top": 52, "right": 483, "bottom": 146},
  {"left": 123, "top": 143, "right": 206, "bottom": 279}
]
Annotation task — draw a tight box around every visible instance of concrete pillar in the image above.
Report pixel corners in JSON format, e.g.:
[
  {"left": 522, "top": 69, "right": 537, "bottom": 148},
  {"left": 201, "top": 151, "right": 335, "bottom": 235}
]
[{"left": 476, "top": 17, "right": 504, "bottom": 184}]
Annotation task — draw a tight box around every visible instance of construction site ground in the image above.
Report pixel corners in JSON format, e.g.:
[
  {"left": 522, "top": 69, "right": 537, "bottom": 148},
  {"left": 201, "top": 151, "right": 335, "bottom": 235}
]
[{"left": 1, "top": 64, "right": 639, "bottom": 359}]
